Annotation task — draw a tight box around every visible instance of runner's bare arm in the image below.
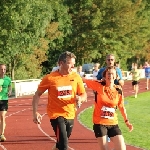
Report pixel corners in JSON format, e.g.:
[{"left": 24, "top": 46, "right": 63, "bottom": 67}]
[
  {"left": 118, "top": 105, "right": 133, "bottom": 132},
  {"left": 118, "top": 106, "right": 128, "bottom": 122},
  {"left": 8, "top": 84, "right": 12, "bottom": 96},
  {"left": 76, "top": 92, "right": 87, "bottom": 108},
  {"left": 77, "top": 92, "right": 87, "bottom": 103},
  {"left": 32, "top": 90, "right": 44, "bottom": 124},
  {"left": 118, "top": 79, "right": 124, "bottom": 87},
  {"left": 32, "top": 90, "right": 43, "bottom": 115}
]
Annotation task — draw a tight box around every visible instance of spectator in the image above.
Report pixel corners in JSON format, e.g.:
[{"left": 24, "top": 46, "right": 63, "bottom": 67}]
[
  {"left": 143, "top": 62, "right": 150, "bottom": 90},
  {"left": 77, "top": 65, "right": 85, "bottom": 77},
  {"left": 93, "top": 63, "right": 100, "bottom": 79},
  {"left": 143, "top": 61, "right": 149, "bottom": 69},
  {"left": 97, "top": 54, "right": 124, "bottom": 87},
  {"left": 114, "top": 61, "right": 120, "bottom": 69},
  {"left": 129, "top": 63, "right": 141, "bottom": 98},
  {"left": 51, "top": 62, "right": 59, "bottom": 72}
]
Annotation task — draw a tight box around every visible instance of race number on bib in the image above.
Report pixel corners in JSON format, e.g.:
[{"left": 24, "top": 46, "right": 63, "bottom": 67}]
[
  {"left": 57, "top": 86, "right": 72, "bottom": 98},
  {"left": 101, "top": 106, "right": 115, "bottom": 119}
]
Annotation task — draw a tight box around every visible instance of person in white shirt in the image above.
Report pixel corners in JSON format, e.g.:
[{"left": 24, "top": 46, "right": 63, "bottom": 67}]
[
  {"left": 93, "top": 63, "right": 100, "bottom": 79},
  {"left": 77, "top": 66, "right": 85, "bottom": 77},
  {"left": 51, "top": 62, "right": 59, "bottom": 72}
]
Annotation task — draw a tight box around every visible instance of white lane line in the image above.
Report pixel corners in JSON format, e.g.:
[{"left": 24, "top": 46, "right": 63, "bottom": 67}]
[
  {"left": 0, "top": 108, "right": 31, "bottom": 150},
  {"left": 77, "top": 106, "right": 93, "bottom": 132},
  {"left": 6, "top": 108, "right": 31, "bottom": 118},
  {"left": 38, "top": 114, "right": 75, "bottom": 150},
  {"left": 9, "top": 101, "right": 17, "bottom": 103},
  {"left": 0, "top": 144, "right": 7, "bottom": 150}
]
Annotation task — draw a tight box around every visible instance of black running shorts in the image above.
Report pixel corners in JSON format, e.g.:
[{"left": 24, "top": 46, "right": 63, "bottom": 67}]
[
  {"left": 0, "top": 100, "right": 8, "bottom": 111},
  {"left": 132, "top": 80, "right": 139, "bottom": 86},
  {"left": 93, "top": 124, "right": 122, "bottom": 138}
]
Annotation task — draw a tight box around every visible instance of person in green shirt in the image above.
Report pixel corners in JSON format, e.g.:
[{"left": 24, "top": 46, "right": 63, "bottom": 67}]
[
  {"left": 0, "top": 64, "right": 12, "bottom": 142},
  {"left": 129, "top": 63, "right": 141, "bottom": 98}
]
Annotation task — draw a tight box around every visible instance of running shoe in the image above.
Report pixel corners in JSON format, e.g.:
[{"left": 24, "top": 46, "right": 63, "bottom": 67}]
[
  {"left": 52, "top": 144, "right": 58, "bottom": 150},
  {"left": 0, "top": 134, "right": 6, "bottom": 142},
  {"left": 107, "top": 136, "right": 110, "bottom": 142}
]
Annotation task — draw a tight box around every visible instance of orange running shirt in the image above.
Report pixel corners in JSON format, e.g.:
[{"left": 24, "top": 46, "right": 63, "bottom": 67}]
[
  {"left": 84, "top": 79, "right": 124, "bottom": 125},
  {"left": 38, "top": 71, "right": 86, "bottom": 119}
]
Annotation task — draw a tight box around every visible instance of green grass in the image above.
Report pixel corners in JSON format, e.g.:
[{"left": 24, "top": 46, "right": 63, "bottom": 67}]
[{"left": 79, "top": 92, "right": 150, "bottom": 150}]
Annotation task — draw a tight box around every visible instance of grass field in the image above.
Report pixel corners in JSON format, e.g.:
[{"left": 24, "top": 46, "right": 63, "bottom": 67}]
[{"left": 79, "top": 92, "right": 150, "bottom": 150}]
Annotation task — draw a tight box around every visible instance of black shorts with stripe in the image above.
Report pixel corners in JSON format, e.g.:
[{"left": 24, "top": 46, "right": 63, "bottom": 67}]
[
  {"left": 0, "top": 100, "right": 8, "bottom": 111},
  {"left": 132, "top": 80, "right": 139, "bottom": 86},
  {"left": 93, "top": 124, "right": 122, "bottom": 138}
]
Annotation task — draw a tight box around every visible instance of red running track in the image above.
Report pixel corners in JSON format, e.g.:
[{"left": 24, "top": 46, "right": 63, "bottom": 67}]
[{"left": 1, "top": 79, "right": 148, "bottom": 150}]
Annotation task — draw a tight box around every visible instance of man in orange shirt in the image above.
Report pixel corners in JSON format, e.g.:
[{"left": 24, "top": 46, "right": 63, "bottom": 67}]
[
  {"left": 32, "top": 51, "right": 87, "bottom": 150},
  {"left": 83, "top": 66, "right": 133, "bottom": 150}
]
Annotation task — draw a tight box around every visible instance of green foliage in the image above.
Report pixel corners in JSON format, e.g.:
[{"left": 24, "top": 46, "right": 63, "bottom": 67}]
[
  {"left": 0, "top": 0, "right": 52, "bottom": 79},
  {"left": 61, "top": 0, "right": 150, "bottom": 67},
  {"left": 0, "top": 0, "right": 150, "bottom": 79},
  {"left": 42, "top": 0, "right": 72, "bottom": 73}
]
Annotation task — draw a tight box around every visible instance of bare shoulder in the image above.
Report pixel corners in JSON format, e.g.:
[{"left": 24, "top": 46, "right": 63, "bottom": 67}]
[{"left": 118, "top": 79, "right": 124, "bottom": 87}]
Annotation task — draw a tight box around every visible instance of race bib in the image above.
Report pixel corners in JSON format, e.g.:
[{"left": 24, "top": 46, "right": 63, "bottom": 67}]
[
  {"left": 57, "top": 86, "right": 72, "bottom": 98},
  {"left": 101, "top": 106, "right": 115, "bottom": 119}
]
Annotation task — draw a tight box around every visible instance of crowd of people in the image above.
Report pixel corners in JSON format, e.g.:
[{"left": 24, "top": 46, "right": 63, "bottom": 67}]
[
  {"left": 32, "top": 52, "right": 150, "bottom": 150},
  {"left": 0, "top": 51, "right": 150, "bottom": 150},
  {"left": 33, "top": 52, "right": 149, "bottom": 150},
  {"left": 76, "top": 59, "right": 150, "bottom": 99}
]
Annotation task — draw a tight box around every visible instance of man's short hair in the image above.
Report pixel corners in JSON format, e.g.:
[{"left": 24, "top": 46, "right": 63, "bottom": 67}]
[
  {"left": 0, "top": 64, "right": 6, "bottom": 66},
  {"left": 77, "top": 65, "right": 82, "bottom": 68},
  {"left": 58, "top": 51, "right": 76, "bottom": 63},
  {"left": 106, "top": 54, "right": 115, "bottom": 59},
  {"left": 102, "top": 66, "right": 118, "bottom": 78},
  {"left": 94, "top": 63, "right": 100, "bottom": 67}
]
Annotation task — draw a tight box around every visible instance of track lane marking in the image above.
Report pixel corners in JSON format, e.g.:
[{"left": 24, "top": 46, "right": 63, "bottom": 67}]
[{"left": 38, "top": 113, "right": 75, "bottom": 150}]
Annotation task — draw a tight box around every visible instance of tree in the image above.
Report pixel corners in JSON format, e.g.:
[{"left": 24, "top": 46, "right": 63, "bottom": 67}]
[
  {"left": 14, "top": 38, "right": 49, "bottom": 79},
  {"left": 0, "top": 0, "right": 52, "bottom": 79},
  {"left": 42, "top": 0, "right": 72, "bottom": 73},
  {"left": 63, "top": 0, "right": 150, "bottom": 69},
  {"left": 126, "top": 0, "right": 150, "bottom": 67}
]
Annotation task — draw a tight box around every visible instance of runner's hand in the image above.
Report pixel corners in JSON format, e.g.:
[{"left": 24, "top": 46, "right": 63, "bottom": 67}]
[
  {"left": 76, "top": 95, "right": 82, "bottom": 108},
  {"left": 126, "top": 121, "right": 133, "bottom": 132},
  {"left": 8, "top": 91, "right": 11, "bottom": 96},
  {"left": 33, "top": 112, "right": 42, "bottom": 124},
  {"left": 0, "top": 86, "right": 2, "bottom": 92}
]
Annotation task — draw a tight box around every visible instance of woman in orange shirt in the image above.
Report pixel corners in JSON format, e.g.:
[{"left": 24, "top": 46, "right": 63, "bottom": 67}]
[{"left": 83, "top": 66, "right": 133, "bottom": 150}]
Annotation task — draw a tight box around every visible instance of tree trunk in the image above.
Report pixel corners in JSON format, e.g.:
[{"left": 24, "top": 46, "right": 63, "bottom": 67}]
[
  {"left": 11, "top": 67, "right": 15, "bottom": 80},
  {"left": 11, "top": 59, "right": 15, "bottom": 80}
]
